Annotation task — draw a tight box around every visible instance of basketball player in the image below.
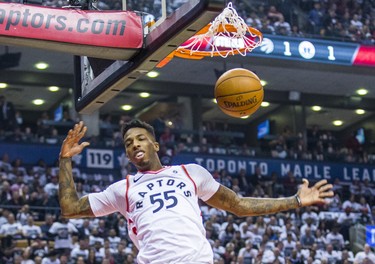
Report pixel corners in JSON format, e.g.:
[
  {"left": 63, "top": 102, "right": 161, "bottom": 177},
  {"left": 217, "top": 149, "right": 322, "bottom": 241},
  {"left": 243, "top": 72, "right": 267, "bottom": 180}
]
[{"left": 58, "top": 120, "right": 334, "bottom": 263}]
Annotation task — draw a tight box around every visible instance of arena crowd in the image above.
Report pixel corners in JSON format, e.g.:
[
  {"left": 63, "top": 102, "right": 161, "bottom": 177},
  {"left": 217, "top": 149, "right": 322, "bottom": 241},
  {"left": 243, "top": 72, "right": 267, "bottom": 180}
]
[
  {"left": 1, "top": 111, "right": 375, "bottom": 263},
  {"left": 0, "top": 0, "right": 375, "bottom": 263},
  {"left": 0, "top": 143, "right": 375, "bottom": 263}
]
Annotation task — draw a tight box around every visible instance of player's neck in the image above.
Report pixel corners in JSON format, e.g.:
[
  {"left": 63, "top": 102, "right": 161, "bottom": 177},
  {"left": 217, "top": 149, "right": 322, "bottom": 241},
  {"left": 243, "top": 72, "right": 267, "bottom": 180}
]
[{"left": 137, "top": 160, "right": 163, "bottom": 172}]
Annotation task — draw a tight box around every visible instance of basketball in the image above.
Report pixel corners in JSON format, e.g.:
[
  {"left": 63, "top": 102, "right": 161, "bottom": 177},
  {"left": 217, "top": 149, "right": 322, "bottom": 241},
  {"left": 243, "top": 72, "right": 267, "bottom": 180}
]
[{"left": 215, "top": 68, "right": 264, "bottom": 118}]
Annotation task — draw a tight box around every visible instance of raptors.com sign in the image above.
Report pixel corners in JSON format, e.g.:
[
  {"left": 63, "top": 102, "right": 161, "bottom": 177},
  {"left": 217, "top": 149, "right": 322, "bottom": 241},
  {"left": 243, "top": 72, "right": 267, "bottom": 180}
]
[{"left": 0, "top": 3, "right": 143, "bottom": 48}]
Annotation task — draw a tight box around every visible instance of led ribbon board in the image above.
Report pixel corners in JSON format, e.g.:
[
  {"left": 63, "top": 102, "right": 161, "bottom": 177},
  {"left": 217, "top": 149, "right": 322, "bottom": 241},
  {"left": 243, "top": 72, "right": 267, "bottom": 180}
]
[{"left": 250, "top": 34, "right": 375, "bottom": 67}]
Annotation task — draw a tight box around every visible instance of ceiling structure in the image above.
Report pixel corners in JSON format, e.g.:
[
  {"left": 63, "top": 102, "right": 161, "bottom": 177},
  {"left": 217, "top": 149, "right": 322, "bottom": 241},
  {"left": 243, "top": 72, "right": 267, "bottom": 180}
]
[{"left": 0, "top": 43, "right": 374, "bottom": 132}]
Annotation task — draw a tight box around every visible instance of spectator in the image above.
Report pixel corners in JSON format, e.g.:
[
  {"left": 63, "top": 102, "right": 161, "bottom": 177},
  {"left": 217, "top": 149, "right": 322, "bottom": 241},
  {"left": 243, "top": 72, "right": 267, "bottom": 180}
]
[
  {"left": 70, "top": 236, "right": 89, "bottom": 263},
  {"left": 342, "top": 194, "right": 360, "bottom": 211},
  {"left": 0, "top": 153, "right": 12, "bottom": 172},
  {"left": 325, "top": 224, "right": 345, "bottom": 251},
  {"left": 302, "top": 206, "right": 319, "bottom": 226},
  {"left": 270, "top": 135, "right": 288, "bottom": 159},
  {"left": 115, "top": 218, "right": 128, "bottom": 240},
  {"left": 92, "top": 240, "right": 105, "bottom": 263},
  {"left": 44, "top": 175, "right": 59, "bottom": 198},
  {"left": 159, "top": 126, "right": 175, "bottom": 146},
  {"left": 29, "top": 238, "right": 48, "bottom": 260},
  {"left": 22, "top": 215, "right": 43, "bottom": 240},
  {"left": 237, "top": 239, "right": 258, "bottom": 264},
  {"left": 17, "top": 204, "right": 32, "bottom": 226},
  {"left": 249, "top": 166, "right": 264, "bottom": 190},
  {"left": 36, "top": 111, "right": 52, "bottom": 139},
  {"left": 308, "top": 2, "right": 324, "bottom": 35},
  {"left": 112, "top": 241, "right": 129, "bottom": 263},
  {"left": 0, "top": 95, "right": 17, "bottom": 132},
  {"left": 321, "top": 243, "right": 341, "bottom": 263},
  {"left": 346, "top": 131, "right": 362, "bottom": 156},
  {"left": 326, "top": 193, "right": 342, "bottom": 212},
  {"left": 290, "top": 25, "right": 304, "bottom": 38},
  {"left": 89, "top": 228, "right": 105, "bottom": 247},
  {"left": 282, "top": 232, "right": 296, "bottom": 258},
  {"left": 0, "top": 212, "right": 23, "bottom": 248},
  {"left": 41, "top": 250, "right": 59, "bottom": 264},
  {"left": 259, "top": 18, "right": 275, "bottom": 34},
  {"left": 267, "top": 5, "right": 284, "bottom": 23},
  {"left": 300, "top": 227, "right": 315, "bottom": 250},
  {"left": 107, "top": 229, "right": 121, "bottom": 251},
  {"left": 0, "top": 180, "right": 12, "bottom": 204},
  {"left": 283, "top": 171, "right": 298, "bottom": 196},
  {"left": 48, "top": 216, "right": 78, "bottom": 256},
  {"left": 274, "top": 16, "right": 291, "bottom": 35},
  {"left": 358, "top": 196, "right": 371, "bottom": 216},
  {"left": 212, "top": 239, "right": 225, "bottom": 259},
  {"left": 218, "top": 223, "right": 236, "bottom": 245},
  {"left": 40, "top": 214, "right": 55, "bottom": 240},
  {"left": 4, "top": 190, "right": 25, "bottom": 215},
  {"left": 354, "top": 243, "right": 375, "bottom": 264},
  {"left": 236, "top": 169, "right": 251, "bottom": 196},
  {"left": 222, "top": 242, "right": 236, "bottom": 264},
  {"left": 97, "top": 219, "right": 109, "bottom": 238},
  {"left": 341, "top": 249, "right": 354, "bottom": 263}
]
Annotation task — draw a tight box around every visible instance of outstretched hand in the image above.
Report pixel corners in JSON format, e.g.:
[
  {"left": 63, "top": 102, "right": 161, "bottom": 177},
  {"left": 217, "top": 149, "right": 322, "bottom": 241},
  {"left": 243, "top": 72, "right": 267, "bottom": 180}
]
[
  {"left": 297, "top": 179, "right": 334, "bottom": 207},
  {"left": 59, "top": 121, "right": 90, "bottom": 159}
]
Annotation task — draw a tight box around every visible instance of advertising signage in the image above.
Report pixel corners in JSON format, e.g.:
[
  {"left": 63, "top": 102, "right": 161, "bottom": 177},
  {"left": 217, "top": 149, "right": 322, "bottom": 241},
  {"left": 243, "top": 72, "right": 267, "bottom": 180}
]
[{"left": 1, "top": 143, "right": 374, "bottom": 183}]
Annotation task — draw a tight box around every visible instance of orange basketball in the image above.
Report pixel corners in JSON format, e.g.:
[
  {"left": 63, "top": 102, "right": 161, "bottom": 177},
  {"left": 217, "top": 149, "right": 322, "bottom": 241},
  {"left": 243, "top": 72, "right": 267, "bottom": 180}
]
[{"left": 215, "top": 68, "right": 264, "bottom": 118}]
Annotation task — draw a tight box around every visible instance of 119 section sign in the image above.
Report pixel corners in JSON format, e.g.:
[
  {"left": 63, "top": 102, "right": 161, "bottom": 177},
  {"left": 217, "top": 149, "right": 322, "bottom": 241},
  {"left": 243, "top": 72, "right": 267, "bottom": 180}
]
[{"left": 86, "top": 149, "right": 114, "bottom": 169}]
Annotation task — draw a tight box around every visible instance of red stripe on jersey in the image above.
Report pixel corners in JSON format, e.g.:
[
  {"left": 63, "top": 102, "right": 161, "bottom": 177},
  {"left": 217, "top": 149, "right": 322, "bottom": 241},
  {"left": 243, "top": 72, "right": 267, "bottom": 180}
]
[
  {"left": 125, "top": 175, "right": 130, "bottom": 212},
  {"left": 181, "top": 165, "right": 197, "bottom": 194}
]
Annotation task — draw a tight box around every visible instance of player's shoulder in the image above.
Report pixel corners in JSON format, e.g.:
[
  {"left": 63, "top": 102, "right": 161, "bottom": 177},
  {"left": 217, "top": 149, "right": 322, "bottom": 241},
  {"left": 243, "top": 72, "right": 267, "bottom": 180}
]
[
  {"left": 107, "top": 178, "right": 127, "bottom": 189},
  {"left": 178, "top": 163, "right": 211, "bottom": 176},
  {"left": 179, "top": 163, "right": 205, "bottom": 170}
]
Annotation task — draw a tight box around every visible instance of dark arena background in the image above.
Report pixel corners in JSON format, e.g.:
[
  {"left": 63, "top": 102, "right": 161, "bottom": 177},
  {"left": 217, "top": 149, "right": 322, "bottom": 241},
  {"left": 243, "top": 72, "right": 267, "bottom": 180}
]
[{"left": 0, "top": 0, "right": 375, "bottom": 263}]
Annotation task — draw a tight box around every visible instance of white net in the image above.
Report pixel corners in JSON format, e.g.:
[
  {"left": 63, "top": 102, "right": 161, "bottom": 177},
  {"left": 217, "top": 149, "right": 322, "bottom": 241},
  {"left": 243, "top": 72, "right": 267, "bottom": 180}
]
[{"left": 177, "top": 2, "right": 262, "bottom": 58}]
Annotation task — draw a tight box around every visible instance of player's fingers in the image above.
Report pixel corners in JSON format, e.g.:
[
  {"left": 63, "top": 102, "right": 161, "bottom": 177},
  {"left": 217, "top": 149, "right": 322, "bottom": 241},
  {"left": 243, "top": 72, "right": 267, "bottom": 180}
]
[
  {"left": 302, "top": 178, "right": 309, "bottom": 187},
  {"left": 80, "top": 142, "right": 90, "bottom": 149},
  {"left": 78, "top": 125, "right": 87, "bottom": 139},
  {"left": 319, "top": 184, "right": 333, "bottom": 192},
  {"left": 315, "top": 198, "right": 327, "bottom": 204},
  {"left": 319, "top": 191, "right": 334, "bottom": 198},
  {"left": 314, "top": 179, "right": 328, "bottom": 189},
  {"left": 66, "top": 129, "right": 74, "bottom": 137}
]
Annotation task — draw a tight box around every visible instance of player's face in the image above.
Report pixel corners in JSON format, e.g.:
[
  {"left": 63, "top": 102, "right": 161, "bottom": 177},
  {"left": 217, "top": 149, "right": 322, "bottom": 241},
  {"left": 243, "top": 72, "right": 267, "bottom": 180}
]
[{"left": 124, "top": 127, "right": 160, "bottom": 171}]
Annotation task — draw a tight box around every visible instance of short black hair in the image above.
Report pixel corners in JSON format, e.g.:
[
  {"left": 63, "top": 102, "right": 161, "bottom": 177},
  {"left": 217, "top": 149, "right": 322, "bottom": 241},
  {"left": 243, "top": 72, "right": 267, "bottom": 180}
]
[{"left": 121, "top": 119, "right": 156, "bottom": 140}]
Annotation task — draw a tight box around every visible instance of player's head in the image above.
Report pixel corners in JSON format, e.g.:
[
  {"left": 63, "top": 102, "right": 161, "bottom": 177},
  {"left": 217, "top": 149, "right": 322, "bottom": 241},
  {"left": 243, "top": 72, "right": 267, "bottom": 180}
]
[
  {"left": 121, "top": 119, "right": 156, "bottom": 140},
  {"left": 121, "top": 119, "right": 160, "bottom": 171}
]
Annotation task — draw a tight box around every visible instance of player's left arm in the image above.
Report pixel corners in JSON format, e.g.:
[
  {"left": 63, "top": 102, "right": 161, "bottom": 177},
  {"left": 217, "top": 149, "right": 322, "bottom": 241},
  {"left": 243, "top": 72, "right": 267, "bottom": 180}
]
[
  {"left": 205, "top": 179, "right": 333, "bottom": 217},
  {"left": 59, "top": 121, "right": 94, "bottom": 219}
]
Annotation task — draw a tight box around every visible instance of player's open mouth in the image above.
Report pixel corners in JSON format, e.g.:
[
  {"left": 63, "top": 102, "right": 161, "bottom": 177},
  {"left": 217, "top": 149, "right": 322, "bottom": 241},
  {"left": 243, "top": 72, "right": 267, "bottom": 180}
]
[{"left": 135, "top": 151, "right": 145, "bottom": 159}]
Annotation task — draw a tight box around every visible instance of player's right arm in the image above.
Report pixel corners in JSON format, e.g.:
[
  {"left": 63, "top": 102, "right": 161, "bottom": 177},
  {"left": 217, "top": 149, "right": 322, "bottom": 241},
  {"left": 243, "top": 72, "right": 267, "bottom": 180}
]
[{"left": 58, "top": 121, "right": 94, "bottom": 219}]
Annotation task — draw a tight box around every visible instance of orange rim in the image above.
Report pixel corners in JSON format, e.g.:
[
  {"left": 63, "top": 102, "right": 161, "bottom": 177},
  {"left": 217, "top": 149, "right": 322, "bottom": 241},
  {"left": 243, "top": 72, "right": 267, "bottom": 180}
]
[{"left": 176, "top": 24, "right": 263, "bottom": 58}]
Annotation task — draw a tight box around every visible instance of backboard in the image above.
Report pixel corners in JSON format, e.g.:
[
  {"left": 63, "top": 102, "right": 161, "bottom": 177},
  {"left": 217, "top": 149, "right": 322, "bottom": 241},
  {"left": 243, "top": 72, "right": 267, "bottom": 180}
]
[{"left": 74, "top": 0, "right": 226, "bottom": 114}]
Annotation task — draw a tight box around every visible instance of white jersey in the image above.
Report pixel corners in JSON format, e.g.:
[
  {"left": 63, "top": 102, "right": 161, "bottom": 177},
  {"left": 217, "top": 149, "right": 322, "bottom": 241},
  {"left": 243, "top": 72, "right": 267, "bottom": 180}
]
[{"left": 88, "top": 164, "right": 220, "bottom": 264}]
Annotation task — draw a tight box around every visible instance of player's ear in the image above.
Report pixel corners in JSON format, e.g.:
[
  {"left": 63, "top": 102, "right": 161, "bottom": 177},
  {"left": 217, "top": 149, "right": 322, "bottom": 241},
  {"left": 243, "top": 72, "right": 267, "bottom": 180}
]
[{"left": 154, "top": 142, "right": 159, "bottom": 152}]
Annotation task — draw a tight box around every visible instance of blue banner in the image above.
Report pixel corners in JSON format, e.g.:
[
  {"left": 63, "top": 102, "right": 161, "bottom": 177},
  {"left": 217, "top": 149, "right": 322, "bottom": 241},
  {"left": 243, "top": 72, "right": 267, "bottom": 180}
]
[
  {"left": 172, "top": 153, "right": 375, "bottom": 182},
  {"left": 366, "top": 226, "right": 375, "bottom": 247},
  {"left": 1, "top": 143, "right": 374, "bottom": 182},
  {"left": 0, "top": 143, "right": 126, "bottom": 170}
]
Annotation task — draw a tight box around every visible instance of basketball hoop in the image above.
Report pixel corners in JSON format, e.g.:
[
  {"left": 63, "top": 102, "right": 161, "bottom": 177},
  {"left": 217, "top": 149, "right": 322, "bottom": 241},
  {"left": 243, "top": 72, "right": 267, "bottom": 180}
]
[{"left": 175, "top": 2, "right": 263, "bottom": 59}]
